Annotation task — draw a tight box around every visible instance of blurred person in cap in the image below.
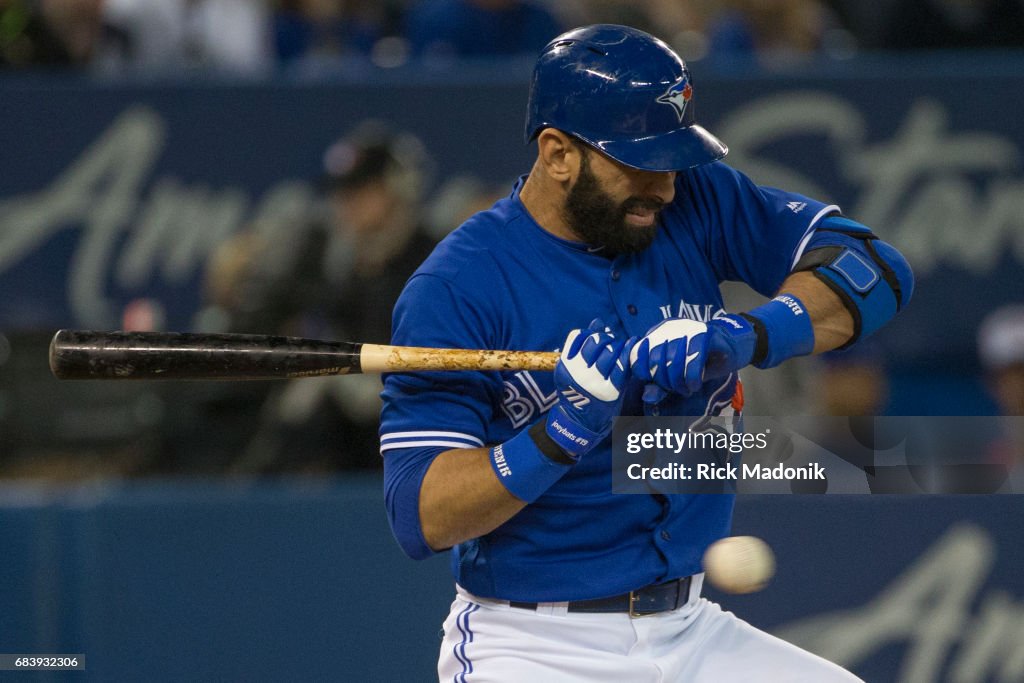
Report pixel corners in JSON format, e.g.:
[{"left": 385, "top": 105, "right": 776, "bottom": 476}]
[
  {"left": 978, "top": 304, "right": 1024, "bottom": 417},
  {"left": 320, "top": 120, "right": 437, "bottom": 291},
  {"left": 975, "top": 304, "right": 1024, "bottom": 479},
  {"left": 223, "top": 121, "right": 438, "bottom": 474}
]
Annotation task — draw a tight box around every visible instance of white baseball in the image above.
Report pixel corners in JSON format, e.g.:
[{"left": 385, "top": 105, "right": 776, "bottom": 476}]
[{"left": 702, "top": 536, "right": 775, "bottom": 594}]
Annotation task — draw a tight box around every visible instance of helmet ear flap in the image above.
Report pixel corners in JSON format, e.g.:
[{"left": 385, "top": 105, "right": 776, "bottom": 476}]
[{"left": 525, "top": 24, "right": 727, "bottom": 172}]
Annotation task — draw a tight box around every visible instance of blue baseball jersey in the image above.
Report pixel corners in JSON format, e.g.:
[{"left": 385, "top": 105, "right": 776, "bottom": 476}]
[{"left": 380, "top": 161, "right": 838, "bottom": 602}]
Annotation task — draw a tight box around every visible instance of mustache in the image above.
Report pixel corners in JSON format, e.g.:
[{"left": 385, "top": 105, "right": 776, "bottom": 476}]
[{"left": 621, "top": 197, "right": 666, "bottom": 213}]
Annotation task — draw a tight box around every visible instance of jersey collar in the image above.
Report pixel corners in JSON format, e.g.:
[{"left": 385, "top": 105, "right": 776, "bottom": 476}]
[{"left": 510, "top": 175, "right": 604, "bottom": 255}]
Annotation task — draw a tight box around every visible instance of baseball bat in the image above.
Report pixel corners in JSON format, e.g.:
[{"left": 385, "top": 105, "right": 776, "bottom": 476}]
[{"left": 49, "top": 330, "right": 559, "bottom": 380}]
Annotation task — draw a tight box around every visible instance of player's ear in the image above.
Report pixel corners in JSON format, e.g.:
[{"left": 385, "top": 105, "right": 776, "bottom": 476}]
[{"left": 535, "top": 129, "right": 581, "bottom": 183}]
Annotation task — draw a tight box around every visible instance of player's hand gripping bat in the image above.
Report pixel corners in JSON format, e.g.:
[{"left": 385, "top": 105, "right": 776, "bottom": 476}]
[{"left": 49, "top": 330, "right": 559, "bottom": 380}]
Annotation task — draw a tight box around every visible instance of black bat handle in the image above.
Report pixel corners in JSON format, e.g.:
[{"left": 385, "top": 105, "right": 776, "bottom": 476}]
[{"left": 49, "top": 330, "right": 363, "bottom": 380}]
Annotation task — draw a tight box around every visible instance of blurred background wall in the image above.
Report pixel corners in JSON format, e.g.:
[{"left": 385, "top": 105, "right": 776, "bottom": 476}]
[
  {"left": 2, "top": 487, "right": 1022, "bottom": 681},
  {"left": 1, "top": 0, "right": 1023, "bottom": 680}
]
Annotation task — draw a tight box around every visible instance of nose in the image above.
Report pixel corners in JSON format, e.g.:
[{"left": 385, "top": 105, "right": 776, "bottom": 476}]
[{"left": 638, "top": 170, "right": 676, "bottom": 204}]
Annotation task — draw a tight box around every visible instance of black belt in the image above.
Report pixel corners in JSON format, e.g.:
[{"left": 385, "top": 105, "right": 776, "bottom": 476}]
[{"left": 509, "top": 576, "right": 693, "bottom": 617}]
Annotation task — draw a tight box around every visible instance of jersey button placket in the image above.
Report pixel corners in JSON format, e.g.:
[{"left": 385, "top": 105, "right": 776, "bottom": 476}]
[{"left": 609, "top": 257, "right": 641, "bottom": 333}]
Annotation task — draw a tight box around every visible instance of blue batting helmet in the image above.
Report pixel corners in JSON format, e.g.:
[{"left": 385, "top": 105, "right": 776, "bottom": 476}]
[{"left": 525, "top": 24, "right": 727, "bottom": 172}]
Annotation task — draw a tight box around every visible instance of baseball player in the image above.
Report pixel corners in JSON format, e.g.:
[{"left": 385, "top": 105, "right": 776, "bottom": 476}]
[{"left": 380, "top": 24, "right": 913, "bottom": 682}]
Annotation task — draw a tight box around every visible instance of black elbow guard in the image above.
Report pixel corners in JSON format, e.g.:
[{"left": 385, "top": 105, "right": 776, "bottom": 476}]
[{"left": 794, "top": 216, "right": 914, "bottom": 347}]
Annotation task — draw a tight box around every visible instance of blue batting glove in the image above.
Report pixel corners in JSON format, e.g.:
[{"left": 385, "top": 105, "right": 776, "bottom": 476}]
[
  {"left": 630, "top": 316, "right": 757, "bottom": 404},
  {"left": 546, "top": 319, "right": 635, "bottom": 459},
  {"left": 704, "top": 315, "right": 758, "bottom": 379}
]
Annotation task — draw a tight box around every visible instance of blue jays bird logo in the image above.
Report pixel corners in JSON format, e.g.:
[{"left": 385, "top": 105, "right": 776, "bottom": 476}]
[{"left": 657, "top": 78, "right": 693, "bottom": 122}]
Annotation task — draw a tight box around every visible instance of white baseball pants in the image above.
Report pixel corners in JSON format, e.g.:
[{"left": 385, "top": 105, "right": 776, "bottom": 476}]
[{"left": 438, "top": 578, "right": 861, "bottom": 682}]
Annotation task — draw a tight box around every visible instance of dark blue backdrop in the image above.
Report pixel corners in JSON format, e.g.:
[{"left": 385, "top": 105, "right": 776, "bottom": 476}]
[
  {"left": 1, "top": 481, "right": 1020, "bottom": 682},
  {"left": 3, "top": 60, "right": 1023, "bottom": 378}
]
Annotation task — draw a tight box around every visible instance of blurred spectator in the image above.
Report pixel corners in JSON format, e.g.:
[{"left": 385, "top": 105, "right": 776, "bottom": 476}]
[
  {"left": 797, "top": 344, "right": 984, "bottom": 495},
  {"left": 424, "top": 173, "right": 508, "bottom": 241},
  {"left": 217, "top": 121, "right": 438, "bottom": 473},
  {"left": 405, "top": 0, "right": 564, "bottom": 59},
  {"left": 134, "top": 232, "right": 285, "bottom": 476},
  {"left": 95, "top": 0, "right": 272, "bottom": 74},
  {"left": 555, "top": 0, "right": 667, "bottom": 35},
  {"left": 976, "top": 305, "right": 1024, "bottom": 481},
  {"left": 0, "top": 0, "right": 104, "bottom": 68},
  {"left": 883, "top": 0, "right": 1024, "bottom": 50},
  {"left": 809, "top": 345, "right": 892, "bottom": 492},
  {"left": 701, "top": 0, "right": 851, "bottom": 65},
  {"left": 273, "top": 0, "right": 400, "bottom": 65},
  {"left": 818, "top": 345, "right": 890, "bottom": 417},
  {"left": 978, "top": 304, "right": 1024, "bottom": 416},
  {"left": 552, "top": 0, "right": 708, "bottom": 55}
]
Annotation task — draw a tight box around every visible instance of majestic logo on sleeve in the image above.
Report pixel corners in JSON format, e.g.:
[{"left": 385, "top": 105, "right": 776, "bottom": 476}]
[{"left": 656, "top": 78, "right": 693, "bottom": 122}]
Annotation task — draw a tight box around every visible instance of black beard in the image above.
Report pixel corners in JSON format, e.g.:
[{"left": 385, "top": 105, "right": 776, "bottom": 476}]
[{"left": 562, "top": 152, "right": 662, "bottom": 255}]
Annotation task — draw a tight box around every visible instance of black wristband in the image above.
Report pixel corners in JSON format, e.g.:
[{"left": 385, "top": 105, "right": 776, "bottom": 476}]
[
  {"left": 529, "top": 419, "right": 576, "bottom": 465},
  {"left": 739, "top": 313, "right": 770, "bottom": 367}
]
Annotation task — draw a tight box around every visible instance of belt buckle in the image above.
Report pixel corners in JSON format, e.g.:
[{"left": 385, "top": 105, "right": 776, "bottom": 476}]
[
  {"left": 629, "top": 579, "right": 686, "bottom": 618},
  {"left": 628, "top": 590, "right": 656, "bottom": 618}
]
